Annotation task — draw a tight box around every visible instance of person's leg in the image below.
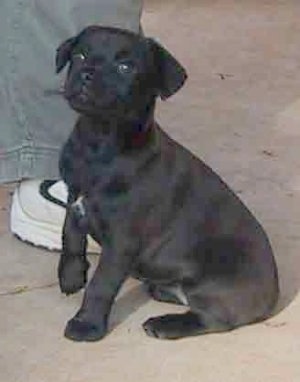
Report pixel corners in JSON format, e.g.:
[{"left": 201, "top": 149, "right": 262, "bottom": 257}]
[
  {"left": 0, "top": 0, "right": 143, "bottom": 182},
  {"left": 2, "top": 0, "right": 143, "bottom": 250}
]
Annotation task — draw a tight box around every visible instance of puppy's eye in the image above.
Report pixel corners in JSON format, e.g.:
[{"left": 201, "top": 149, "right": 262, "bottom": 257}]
[
  {"left": 117, "top": 62, "right": 134, "bottom": 74},
  {"left": 72, "top": 52, "right": 87, "bottom": 62}
]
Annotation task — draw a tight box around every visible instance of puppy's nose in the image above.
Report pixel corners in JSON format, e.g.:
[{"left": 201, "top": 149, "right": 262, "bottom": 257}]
[{"left": 80, "top": 71, "right": 93, "bottom": 82}]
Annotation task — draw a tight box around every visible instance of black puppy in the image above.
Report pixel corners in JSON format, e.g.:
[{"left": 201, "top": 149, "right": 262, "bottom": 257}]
[{"left": 56, "top": 26, "right": 279, "bottom": 342}]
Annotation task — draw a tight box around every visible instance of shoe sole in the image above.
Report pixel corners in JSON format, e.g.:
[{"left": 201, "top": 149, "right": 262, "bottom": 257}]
[{"left": 10, "top": 186, "right": 101, "bottom": 254}]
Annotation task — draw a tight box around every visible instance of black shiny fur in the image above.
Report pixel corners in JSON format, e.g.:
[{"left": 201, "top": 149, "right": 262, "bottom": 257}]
[{"left": 57, "top": 26, "right": 279, "bottom": 342}]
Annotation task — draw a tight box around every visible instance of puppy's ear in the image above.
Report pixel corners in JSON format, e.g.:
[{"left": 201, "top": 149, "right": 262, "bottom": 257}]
[
  {"left": 55, "top": 36, "right": 77, "bottom": 73},
  {"left": 148, "top": 38, "right": 187, "bottom": 100}
]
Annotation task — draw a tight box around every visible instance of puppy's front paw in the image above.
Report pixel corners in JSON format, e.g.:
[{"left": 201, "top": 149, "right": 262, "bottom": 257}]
[
  {"left": 58, "top": 255, "right": 90, "bottom": 295},
  {"left": 64, "top": 316, "right": 107, "bottom": 342}
]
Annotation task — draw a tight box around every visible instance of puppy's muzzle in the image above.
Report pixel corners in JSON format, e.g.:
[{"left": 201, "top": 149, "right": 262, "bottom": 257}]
[
  {"left": 81, "top": 69, "right": 93, "bottom": 80},
  {"left": 65, "top": 69, "right": 95, "bottom": 104},
  {"left": 79, "top": 70, "right": 94, "bottom": 100}
]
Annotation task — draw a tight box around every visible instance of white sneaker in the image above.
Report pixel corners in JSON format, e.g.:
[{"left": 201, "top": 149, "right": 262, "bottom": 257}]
[{"left": 10, "top": 179, "right": 100, "bottom": 253}]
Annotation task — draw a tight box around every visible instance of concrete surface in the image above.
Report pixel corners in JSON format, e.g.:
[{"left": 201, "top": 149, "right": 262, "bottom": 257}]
[{"left": 1, "top": 0, "right": 300, "bottom": 380}]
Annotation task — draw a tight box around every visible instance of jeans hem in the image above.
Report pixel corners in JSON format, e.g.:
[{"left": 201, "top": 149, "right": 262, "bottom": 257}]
[{"left": 0, "top": 145, "right": 61, "bottom": 183}]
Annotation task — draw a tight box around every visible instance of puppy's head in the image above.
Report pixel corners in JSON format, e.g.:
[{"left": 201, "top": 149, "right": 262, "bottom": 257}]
[{"left": 56, "top": 26, "right": 187, "bottom": 118}]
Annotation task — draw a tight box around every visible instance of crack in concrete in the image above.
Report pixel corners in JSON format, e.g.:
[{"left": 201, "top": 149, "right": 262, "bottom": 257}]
[{"left": 0, "top": 282, "right": 58, "bottom": 297}]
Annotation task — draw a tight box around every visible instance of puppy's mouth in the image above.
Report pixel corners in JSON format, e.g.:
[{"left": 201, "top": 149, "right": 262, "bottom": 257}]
[
  {"left": 67, "top": 93, "right": 101, "bottom": 115},
  {"left": 64, "top": 82, "right": 132, "bottom": 117},
  {"left": 65, "top": 87, "right": 123, "bottom": 117},
  {"left": 64, "top": 82, "right": 99, "bottom": 111},
  {"left": 67, "top": 91, "right": 92, "bottom": 105}
]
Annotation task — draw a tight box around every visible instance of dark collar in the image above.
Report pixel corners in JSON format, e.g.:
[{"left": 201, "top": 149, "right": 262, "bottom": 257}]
[
  {"left": 129, "top": 117, "right": 155, "bottom": 149},
  {"left": 79, "top": 113, "right": 156, "bottom": 151}
]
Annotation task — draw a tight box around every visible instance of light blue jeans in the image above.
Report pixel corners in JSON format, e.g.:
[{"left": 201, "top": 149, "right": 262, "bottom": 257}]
[{"left": 0, "top": 0, "right": 143, "bottom": 183}]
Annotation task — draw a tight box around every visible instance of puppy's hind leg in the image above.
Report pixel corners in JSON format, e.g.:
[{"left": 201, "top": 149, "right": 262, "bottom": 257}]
[
  {"left": 146, "top": 284, "right": 187, "bottom": 306},
  {"left": 143, "top": 311, "right": 211, "bottom": 339},
  {"left": 142, "top": 235, "right": 278, "bottom": 340},
  {"left": 142, "top": 292, "right": 235, "bottom": 340}
]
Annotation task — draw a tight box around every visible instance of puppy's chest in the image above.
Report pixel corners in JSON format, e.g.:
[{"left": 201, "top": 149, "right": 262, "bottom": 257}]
[{"left": 61, "top": 134, "right": 120, "bottom": 190}]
